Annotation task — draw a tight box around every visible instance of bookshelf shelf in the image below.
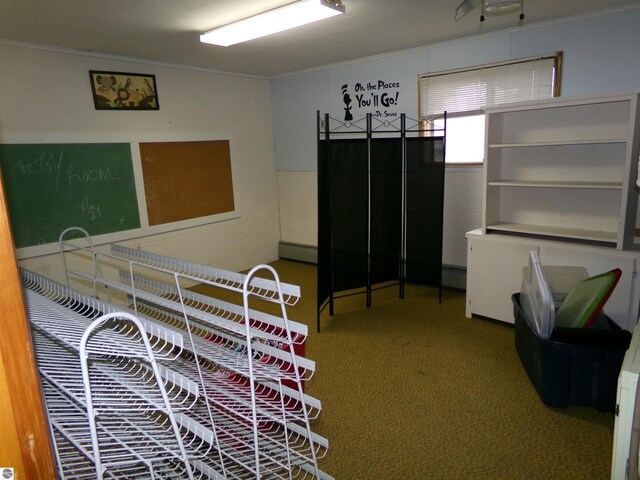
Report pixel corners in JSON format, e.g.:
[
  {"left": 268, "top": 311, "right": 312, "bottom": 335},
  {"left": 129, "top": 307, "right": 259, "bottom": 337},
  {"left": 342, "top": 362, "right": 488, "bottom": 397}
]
[{"left": 482, "top": 92, "right": 640, "bottom": 250}]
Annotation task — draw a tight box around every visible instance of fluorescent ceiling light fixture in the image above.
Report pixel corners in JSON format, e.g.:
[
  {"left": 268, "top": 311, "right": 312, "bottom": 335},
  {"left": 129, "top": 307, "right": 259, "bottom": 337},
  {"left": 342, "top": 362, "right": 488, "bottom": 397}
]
[
  {"left": 455, "top": 0, "right": 523, "bottom": 20},
  {"left": 200, "top": 0, "right": 345, "bottom": 47},
  {"left": 484, "top": 0, "right": 522, "bottom": 13}
]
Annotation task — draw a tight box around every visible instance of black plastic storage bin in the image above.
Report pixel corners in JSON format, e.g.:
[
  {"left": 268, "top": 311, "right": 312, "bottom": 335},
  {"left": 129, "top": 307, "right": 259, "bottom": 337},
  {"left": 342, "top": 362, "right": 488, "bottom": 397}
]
[{"left": 512, "top": 293, "right": 631, "bottom": 412}]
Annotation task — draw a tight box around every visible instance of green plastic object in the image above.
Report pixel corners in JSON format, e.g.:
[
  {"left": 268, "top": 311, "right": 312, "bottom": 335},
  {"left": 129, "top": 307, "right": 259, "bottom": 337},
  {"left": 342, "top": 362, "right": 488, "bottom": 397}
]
[{"left": 555, "top": 268, "right": 622, "bottom": 329}]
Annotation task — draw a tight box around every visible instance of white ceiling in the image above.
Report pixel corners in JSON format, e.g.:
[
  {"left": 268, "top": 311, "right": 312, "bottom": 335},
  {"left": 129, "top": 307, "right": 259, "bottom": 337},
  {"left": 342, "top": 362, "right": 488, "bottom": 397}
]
[{"left": 1, "top": 0, "right": 638, "bottom": 77}]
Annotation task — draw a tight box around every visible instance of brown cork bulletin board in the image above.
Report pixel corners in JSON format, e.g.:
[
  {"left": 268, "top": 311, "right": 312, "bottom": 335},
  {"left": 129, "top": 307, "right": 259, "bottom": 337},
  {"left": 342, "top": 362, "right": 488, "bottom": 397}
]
[{"left": 139, "top": 140, "right": 235, "bottom": 226}]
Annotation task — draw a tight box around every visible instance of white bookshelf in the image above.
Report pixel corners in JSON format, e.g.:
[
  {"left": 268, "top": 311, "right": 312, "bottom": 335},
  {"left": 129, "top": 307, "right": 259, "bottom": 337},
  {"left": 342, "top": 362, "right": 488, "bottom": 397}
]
[{"left": 482, "top": 92, "right": 640, "bottom": 250}]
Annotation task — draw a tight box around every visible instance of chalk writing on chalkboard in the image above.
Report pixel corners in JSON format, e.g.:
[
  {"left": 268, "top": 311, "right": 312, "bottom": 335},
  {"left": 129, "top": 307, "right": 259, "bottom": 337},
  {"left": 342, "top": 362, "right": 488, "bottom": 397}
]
[{"left": 0, "top": 143, "right": 140, "bottom": 249}]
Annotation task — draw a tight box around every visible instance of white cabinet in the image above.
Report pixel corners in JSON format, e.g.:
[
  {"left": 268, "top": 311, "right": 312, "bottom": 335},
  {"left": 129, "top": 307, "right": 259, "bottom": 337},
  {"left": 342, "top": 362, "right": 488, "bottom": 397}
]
[
  {"left": 611, "top": 323, "right": 640, "bottom": 480},
  {"left": 465, "top": 231, "right": 538, "bottom": 322},
  {"left": 466, "top": 229, "right": 640, "bottom": 331},
  {"left": 483, "top": 92, "right": 640, "bottom": 250}
]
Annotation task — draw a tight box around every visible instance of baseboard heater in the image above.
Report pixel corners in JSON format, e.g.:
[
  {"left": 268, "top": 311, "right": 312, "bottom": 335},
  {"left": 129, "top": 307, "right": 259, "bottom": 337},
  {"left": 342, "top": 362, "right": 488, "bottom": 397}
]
[{"left": 277, "top": 241, "right": 467, "bottom": 290}]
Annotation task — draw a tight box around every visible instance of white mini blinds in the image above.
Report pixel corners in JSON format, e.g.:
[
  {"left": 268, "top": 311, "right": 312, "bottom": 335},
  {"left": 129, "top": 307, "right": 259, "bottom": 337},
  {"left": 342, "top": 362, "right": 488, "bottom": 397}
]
[{"left": 419, "top": 54, "right": 561, "bottom": 118}]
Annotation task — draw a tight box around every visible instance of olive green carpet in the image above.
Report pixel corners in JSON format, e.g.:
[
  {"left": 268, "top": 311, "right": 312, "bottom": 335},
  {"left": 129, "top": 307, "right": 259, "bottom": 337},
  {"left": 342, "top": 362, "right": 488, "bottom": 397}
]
[
  {"left": 275, "top": 260, "right": 615, "bottom": 480},
  {"left": 199, "top": 259, "right": 617, "bottom": 479}
]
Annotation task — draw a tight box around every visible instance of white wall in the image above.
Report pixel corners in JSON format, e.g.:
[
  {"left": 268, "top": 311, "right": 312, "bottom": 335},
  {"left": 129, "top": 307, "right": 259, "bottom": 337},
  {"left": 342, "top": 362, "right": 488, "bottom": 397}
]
[
  {"left": 0, "top": 42, "right": 280, "bottom": 281},
  {"left": 277, "top": 169, "right": 483, "bottom": 267},
  {"left": 272, "top": 6, "right": 640, "bottom": 267}
]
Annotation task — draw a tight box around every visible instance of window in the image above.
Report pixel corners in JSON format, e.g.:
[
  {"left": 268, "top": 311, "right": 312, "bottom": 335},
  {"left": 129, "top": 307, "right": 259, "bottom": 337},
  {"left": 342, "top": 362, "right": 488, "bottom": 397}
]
[{"left": 419, "top": 53, "right": 562, "bottom": 164}]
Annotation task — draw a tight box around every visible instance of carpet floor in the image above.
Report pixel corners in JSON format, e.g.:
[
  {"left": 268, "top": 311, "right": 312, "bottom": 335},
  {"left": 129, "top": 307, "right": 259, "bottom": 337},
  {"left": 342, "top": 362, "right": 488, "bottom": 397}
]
[{"left": 264, "top": 259, "right": 616, "bottom": 480}]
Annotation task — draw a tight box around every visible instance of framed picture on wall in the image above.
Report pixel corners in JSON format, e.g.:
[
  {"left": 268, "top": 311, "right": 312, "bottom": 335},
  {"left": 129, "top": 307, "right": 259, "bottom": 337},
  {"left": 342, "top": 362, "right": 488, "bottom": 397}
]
[{"left": 89, "top": 70, "right": 159, "bottom": 110}]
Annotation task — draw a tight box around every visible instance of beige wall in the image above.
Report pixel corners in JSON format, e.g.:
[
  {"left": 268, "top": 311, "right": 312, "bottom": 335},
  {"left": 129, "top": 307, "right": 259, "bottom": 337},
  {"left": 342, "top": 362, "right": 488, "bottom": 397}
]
[{"left": 0, "top": 42, "right": 281, "bottom": 280}]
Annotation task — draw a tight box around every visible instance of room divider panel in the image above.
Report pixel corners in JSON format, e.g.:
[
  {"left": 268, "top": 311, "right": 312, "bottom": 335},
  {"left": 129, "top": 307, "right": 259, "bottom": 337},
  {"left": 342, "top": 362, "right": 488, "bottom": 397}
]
[{"left": 317, "top": 112, "right": 446, "bottom": 331}]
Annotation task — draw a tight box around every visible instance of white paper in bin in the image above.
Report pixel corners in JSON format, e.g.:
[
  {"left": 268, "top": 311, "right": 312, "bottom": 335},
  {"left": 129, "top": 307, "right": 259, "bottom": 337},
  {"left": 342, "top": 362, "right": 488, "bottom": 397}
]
[{"left": 520, "top": 251, "right": 589, "bottom": 339}]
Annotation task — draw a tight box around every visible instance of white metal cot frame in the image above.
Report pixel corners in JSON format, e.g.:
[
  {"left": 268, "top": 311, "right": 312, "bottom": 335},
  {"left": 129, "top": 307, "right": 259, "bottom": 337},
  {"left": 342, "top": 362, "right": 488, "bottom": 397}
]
[
  {"left": 58, "top": 228, "right": 308, "bottom": 351},
  {"left": 42, "top": 256, "right": 326, "bottom": 466},
  {"left": 24, "top": 288, "right": 221, "bottom": 479},
  {"left": 25, "top": 265, "right": 331, "bottom": 479},
  {"left": 33, "top": 227, "right": 331, "bottom": 479}
]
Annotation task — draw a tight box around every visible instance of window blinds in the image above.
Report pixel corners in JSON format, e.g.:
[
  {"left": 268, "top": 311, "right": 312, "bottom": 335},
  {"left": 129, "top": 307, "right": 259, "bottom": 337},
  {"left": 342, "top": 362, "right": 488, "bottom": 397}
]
[{"left": 419, "top": 56, "right": 558, "bottom": 118}]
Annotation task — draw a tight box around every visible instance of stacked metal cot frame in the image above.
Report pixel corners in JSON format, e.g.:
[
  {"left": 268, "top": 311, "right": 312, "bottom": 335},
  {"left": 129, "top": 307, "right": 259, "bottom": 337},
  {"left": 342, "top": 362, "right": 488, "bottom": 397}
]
[{"left": 22, "top": 227, "right": 331, "bottom": 479}]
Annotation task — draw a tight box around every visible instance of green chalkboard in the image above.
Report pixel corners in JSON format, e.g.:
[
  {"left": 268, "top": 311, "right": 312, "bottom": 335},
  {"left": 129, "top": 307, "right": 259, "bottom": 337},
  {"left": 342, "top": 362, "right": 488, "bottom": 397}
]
[{"left": 0, "top": 143, "right": 140, "bottom": 249}]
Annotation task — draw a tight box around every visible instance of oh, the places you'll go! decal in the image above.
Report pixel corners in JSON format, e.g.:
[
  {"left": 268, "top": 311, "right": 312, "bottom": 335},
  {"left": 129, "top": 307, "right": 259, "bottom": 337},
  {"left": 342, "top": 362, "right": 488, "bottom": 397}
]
[{"left": 340, "top": 80, "right": 401, "bottom": 121}]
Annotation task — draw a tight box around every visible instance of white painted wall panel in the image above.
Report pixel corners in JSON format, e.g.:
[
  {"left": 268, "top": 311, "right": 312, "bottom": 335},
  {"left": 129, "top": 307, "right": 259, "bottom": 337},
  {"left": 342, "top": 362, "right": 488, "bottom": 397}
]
[
  {"left": 277, "top": 168, "right": 483, "bottom": 268},
  {"left": 278, "top": 171, "right": 318, "bottom": 246},
  {"left": 271, "top": 7, "right": 640, "bottom": 269},
  {"left": 0, "top": 43, "right": 280, "bottom": 280}
]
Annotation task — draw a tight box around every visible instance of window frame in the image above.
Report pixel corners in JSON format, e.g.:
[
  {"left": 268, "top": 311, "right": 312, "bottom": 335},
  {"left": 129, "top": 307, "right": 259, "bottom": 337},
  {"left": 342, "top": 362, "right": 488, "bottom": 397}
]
[{"left": 419, "top": 52, "right": 563, "bottom": 166}]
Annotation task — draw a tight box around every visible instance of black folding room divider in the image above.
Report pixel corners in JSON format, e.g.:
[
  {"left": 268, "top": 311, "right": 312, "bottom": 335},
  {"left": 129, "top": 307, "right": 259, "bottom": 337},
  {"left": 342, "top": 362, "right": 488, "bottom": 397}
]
[{"left": 317, "top": 112, "right": 446, "bottom": 331}]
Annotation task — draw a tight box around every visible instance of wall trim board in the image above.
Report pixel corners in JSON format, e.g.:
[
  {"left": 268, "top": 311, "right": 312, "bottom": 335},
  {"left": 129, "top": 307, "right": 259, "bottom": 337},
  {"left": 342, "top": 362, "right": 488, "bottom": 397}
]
[
  {"left": 278, "top": 241, "right": 318, "bottom": 264},
  {"left": 0, "top": 38, "right": 268, "bottom": 80},
  {"left": 441, "top": 265, "right": 467, "bottom": 291},
  {"left": 1, "top": 133, "right": 240, "bottom": 259},
  {"left": 277, "top": 241, "right": 467, "bottom": 290}
]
